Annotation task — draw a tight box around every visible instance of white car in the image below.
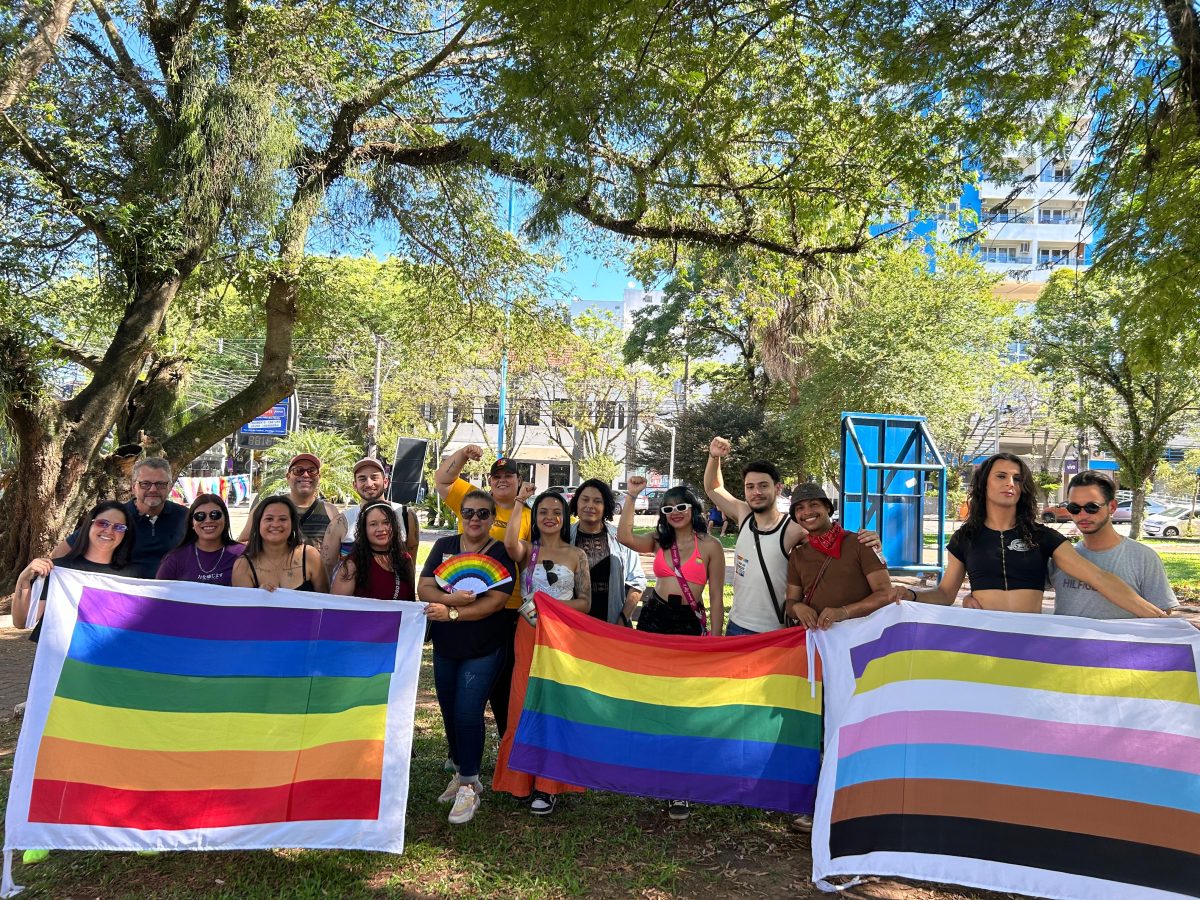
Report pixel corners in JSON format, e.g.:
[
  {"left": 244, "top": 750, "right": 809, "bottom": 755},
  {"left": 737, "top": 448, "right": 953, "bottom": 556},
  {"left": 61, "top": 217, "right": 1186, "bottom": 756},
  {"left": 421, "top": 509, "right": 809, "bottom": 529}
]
[{"left": 1142, "top": 506, "right": 1200, "bottom": 538}]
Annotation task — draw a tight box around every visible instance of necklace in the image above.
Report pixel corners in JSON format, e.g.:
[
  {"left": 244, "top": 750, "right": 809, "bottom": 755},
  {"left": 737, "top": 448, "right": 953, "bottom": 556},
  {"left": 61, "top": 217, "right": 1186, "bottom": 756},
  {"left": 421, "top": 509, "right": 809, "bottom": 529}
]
[
  {"left": 998, "top": 528, "right": 1008, "bottom": 592},
  {"left": 195, "top": 544, "right": 226, "bottom": 576}
]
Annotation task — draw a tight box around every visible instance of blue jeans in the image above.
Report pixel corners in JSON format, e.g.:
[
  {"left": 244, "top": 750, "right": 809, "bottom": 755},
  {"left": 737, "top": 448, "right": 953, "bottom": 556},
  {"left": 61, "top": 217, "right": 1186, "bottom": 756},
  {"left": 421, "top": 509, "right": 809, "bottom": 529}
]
[
  {"left": 725, "top": 620, "right": 761, "bottom": 636},
  {"left": 433, "top": 646, "right": 505, "bottom": 779}
]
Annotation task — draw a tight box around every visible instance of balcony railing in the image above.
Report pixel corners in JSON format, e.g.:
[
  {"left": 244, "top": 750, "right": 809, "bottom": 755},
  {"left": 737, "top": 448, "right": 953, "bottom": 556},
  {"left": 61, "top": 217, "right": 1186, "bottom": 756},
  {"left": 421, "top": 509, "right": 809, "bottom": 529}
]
[
  {"left": 981, "top": 254, "right": 1032, "bottom": 265},
  {"left": 1038, "top": 213, "right": 1085, "bottom": 225},
  {"left": 987, "top": 212, "right": 1033, "bottom": 224}
]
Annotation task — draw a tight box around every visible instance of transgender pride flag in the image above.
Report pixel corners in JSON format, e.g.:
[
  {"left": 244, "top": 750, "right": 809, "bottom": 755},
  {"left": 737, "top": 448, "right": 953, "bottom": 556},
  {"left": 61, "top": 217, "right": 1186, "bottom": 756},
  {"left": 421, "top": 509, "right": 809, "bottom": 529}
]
[
  {"left": 812, "top": 603, "right": 1200, "bottom": 900},
  {"left": 4, "top": 568, "right": 425, "bottom": 894}
]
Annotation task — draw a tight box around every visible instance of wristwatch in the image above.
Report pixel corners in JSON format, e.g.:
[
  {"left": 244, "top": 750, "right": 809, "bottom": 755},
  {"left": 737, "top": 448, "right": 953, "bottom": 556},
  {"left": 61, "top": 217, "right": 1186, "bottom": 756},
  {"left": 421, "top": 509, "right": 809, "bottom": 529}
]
[{"left": 448, "top": 607, "right": 460, "bottom": 621}]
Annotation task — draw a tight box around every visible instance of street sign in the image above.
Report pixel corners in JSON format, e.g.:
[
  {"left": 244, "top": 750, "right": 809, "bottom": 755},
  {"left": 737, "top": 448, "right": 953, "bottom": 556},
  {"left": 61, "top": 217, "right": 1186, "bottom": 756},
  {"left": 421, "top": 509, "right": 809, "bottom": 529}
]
[{"left": 240, "top": 398, "right": 290, "bottom": 436}]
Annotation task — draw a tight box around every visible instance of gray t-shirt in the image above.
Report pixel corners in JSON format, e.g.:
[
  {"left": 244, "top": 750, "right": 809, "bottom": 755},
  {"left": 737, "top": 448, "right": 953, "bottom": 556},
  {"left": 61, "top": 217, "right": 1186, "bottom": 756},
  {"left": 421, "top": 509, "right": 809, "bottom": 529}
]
[{"left": 1049, "top": 537, "right": 1178, "bottom": 619}]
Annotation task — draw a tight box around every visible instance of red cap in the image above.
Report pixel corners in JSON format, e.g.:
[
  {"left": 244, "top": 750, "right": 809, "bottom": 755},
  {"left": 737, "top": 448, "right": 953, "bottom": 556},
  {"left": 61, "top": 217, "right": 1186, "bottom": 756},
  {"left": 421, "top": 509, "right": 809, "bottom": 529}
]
[{"left": 288, "top": 453, "right": 321, "bottom": 471}]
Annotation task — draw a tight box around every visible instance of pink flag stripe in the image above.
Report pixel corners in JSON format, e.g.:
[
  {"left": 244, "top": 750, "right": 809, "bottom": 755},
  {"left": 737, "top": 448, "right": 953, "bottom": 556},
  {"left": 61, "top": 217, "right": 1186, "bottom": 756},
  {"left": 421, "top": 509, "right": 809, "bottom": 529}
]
[{"left": 838, "top": 709, "right": 1200, "bottom": 775}]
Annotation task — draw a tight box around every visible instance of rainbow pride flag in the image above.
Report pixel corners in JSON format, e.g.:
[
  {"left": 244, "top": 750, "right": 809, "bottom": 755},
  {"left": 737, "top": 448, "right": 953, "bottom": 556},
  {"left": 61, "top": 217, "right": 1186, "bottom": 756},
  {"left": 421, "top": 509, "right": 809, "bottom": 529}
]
[
  {"left": 811, "top": 603, "right": 1200, "bottom": 900},
  {"left": 4, "top": 567, "right": 424, "bottom": 883},
  {"left": 508, "top": 594, "right": 821, "bottom": 813}
]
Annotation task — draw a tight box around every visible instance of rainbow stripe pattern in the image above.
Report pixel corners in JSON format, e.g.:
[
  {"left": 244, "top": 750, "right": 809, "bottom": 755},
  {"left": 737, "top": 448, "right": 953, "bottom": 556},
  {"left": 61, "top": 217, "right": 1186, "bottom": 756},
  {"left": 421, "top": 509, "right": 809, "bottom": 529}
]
[
  {"left": 28, "top": 585, "right": 403, "bottom": 830},
  {"left": 508, "top": 594, "right": 821, "bottom": 813},
  {"left": 813, "top": 604, "right": 1200, "bottom": 899},
  {"left": 433, "top": 552, "right": 512, "bottom": 591}
]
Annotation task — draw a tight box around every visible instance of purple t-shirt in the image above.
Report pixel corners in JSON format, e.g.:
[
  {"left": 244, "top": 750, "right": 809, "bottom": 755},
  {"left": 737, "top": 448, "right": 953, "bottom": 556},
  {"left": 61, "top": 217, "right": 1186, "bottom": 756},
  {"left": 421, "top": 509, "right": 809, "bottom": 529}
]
[{"left": 156, "top": 543, "right": 245, "bottom": 586}]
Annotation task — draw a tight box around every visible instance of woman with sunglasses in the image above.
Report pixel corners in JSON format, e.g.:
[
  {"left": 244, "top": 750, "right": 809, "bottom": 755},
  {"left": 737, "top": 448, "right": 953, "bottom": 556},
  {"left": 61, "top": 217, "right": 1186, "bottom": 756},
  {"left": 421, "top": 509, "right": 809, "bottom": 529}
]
[
  {"left": 13, "top": 500, "right": 137, "bottom": 642},
  {"left": 493, "top": 486, "right": 591, "bottom": 816},
  {"left": 156, "top": 493, "right": 244, "bottom": 586},
  {"left": 417, "top": 490, "right": 517, "bottom": 825},
  {"left": 331, "top": 501, "right": 414, "bottom": 601},
  {"left": 619, "top": 476, "right": 726, "bottom": 639},
  {"left": 232, "top": 495, "right": 329, "bottom": 593}
]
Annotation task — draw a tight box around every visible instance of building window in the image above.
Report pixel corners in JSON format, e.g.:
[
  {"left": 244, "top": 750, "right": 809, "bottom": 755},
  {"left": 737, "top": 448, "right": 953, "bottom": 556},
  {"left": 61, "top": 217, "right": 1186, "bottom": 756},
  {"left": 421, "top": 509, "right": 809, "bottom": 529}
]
[
  {"left": 1038, "top": 208, "right": 1078, "bottom": 224},
  {"left": 454, "top": 400, "right": 473, "bottom": 423},
  {"left": 548, "top": 463, "right": 570, "bottom": 486},
  {"left": 1006, "top": 340, "right": 1031, "bottom": 364},
  {"left": 1046, "top": 161, "right": 1076, "bottom": 183},
  {"left": 981, "top": 246, "right": 1023, "bottom": 264},
  {"left": 1038, "top": 248, "right": 1074, "bottom": 265},
  {"left": 551, "top": 399, "right": 574, "bottom": 428},
  {"left": 518, "top": 399, "right": 541, "bottom": 426},
  {"left": 483, "top": 397, "right": 500, "bottom": 425}
]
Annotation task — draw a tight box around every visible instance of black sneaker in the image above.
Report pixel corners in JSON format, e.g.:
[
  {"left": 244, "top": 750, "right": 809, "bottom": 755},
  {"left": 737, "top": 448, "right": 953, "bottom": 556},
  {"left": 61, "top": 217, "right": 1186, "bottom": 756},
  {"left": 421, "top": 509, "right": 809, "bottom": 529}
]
[
  {"left": 530, "top": 791, "right": 557, "bottom": 816},
  {"left": 668, "top": 799, "right": 690, "bottom": 820}
]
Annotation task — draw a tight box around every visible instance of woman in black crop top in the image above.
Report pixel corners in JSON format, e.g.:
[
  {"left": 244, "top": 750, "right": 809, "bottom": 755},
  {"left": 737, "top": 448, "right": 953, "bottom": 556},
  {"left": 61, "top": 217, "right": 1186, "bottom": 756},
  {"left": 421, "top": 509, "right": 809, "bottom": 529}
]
[
  {"left": 232, "top": 495, "right": 329, "bottom": 593},
  {"left": 911, "top": 454, "right": 1166, "bottom": 616}
]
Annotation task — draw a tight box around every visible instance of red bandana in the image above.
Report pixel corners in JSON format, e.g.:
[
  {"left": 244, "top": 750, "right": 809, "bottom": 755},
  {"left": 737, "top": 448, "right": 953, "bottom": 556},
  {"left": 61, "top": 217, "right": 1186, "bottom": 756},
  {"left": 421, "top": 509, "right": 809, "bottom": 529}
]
[{"left": 807, "top": 523, "right": 846, "bottom": 559}]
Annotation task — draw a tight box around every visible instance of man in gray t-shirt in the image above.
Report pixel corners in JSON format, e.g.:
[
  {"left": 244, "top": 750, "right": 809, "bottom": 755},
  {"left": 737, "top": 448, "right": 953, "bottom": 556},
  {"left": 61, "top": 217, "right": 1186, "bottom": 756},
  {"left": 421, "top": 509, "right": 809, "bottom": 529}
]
[{"left": 1049, "top": 472, "right": 1178, "bottom": 619}]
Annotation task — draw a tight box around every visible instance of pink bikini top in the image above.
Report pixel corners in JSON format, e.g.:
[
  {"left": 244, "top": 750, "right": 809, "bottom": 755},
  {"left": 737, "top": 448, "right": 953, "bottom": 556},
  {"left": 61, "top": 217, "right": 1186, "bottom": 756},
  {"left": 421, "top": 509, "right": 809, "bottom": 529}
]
[{"left": 652, "top": 536, "right": 708, "bottom": 586}]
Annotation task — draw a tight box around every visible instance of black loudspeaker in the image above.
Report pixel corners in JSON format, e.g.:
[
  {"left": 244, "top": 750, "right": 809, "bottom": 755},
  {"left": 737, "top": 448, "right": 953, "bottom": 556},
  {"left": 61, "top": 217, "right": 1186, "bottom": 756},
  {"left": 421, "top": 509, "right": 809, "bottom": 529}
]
[{"left": 388, "top": 437, "right": 429, "bottom": 503}]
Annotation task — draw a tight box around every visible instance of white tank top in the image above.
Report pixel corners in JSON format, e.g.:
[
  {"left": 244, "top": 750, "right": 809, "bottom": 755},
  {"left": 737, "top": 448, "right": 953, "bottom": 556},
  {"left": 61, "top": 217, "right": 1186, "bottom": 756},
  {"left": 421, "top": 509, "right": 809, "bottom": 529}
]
[{"left": 729, "top": 513, "right": 790, "bottom": 633}]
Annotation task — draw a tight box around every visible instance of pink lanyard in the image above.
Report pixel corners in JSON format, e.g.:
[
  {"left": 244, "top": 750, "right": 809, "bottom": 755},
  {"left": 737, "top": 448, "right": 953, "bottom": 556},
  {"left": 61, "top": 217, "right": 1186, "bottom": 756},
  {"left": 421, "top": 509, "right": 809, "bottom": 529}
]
[
  {"left": 523, "top": 541, "right": 540, "bottom": 596},
  {"left": 670, "top": 540, "right": 708, "bottom": 634}
]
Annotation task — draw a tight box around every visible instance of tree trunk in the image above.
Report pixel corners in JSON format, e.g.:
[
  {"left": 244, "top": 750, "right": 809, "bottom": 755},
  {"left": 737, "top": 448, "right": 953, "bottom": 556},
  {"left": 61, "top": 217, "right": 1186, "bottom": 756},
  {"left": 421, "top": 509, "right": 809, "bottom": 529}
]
[
  {"left": 1129, "top": 481, "right": 1148, "bottom": 541},
  {"left": 118, "top": 352, "right": 189, "bottom": 448}
]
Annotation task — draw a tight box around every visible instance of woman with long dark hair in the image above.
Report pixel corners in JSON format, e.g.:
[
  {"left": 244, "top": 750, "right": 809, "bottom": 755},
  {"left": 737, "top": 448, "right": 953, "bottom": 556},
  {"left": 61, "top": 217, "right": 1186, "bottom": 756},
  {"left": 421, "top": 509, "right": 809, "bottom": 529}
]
[
  {"left": 331, "top": 501, "right": 415, "bottom": 601},
  {"left": 494, "top": 486, "right": 592, "bottom": 816},
  {"left": 13, "top": 500, "right": 137, "bottom": 640},
  {"left": 912, "top": 453, "right": 1167, "bottom": 616},
  {"left": 232, "top": 494, "right": 328, "bottom": 593},
  {"left": 619, "top": 477, "right": 726, "bottom": 640},
  {"left": 157, "top": 493, "right": 244, "bottom": 585}
]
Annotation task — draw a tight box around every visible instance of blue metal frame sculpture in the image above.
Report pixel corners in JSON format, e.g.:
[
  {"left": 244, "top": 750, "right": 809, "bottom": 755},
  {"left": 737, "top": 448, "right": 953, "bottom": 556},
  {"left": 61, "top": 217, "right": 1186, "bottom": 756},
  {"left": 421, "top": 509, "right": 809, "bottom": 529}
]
[{"left": 839, "top": 413, "right": 947, "bottom": 578}]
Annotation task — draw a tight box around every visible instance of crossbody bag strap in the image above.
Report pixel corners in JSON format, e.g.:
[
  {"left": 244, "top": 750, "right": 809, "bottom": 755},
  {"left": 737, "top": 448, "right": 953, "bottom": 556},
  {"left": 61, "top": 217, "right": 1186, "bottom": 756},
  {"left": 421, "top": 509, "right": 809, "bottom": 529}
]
[
  {"left": 670, "top": 540, "right": 709, "bottom": 634},
  {"left": 802, "top": 553, "right": 835, "bottom": 610},
  {"left": 750, "top": 518, "right": 787, "bottom": 625}
]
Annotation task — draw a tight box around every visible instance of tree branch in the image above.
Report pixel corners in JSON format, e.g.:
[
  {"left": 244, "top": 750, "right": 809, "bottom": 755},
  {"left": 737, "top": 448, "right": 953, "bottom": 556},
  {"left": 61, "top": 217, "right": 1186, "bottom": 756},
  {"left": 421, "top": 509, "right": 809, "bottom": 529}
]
[
  {"left": 0, "top": 0, "right": 78, "bottom": 111},
  {"left": 88, "top": 0, "right": 168, "bottom": 126}
]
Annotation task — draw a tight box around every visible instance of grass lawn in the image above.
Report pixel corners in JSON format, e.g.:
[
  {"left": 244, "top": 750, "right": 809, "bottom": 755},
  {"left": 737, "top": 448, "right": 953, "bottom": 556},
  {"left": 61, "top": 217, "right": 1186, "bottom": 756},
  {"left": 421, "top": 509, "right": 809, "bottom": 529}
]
[{"left": 0, "top": 653, "right": 1017, "bottom": 899}]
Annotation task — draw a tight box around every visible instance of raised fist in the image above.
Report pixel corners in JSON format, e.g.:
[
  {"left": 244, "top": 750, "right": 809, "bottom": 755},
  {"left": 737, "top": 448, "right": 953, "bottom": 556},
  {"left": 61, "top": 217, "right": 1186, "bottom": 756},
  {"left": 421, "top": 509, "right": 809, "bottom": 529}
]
[
  {"left": 518, "top": 482, "right": 537, "bottom": 502},
  {"left": 709, "top": 437, "right": 732, "bottom": 458},
  {"left": 461, "top": 444, "right": 483, "bottom": 461},
  {"left": 627, "top": 476, "right": 647, "bottom": 496}
]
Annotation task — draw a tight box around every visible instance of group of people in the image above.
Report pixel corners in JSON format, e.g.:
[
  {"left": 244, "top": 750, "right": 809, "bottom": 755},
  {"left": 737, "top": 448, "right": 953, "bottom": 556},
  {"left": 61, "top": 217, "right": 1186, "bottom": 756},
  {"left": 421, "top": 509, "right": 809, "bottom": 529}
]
[{"left": 12, "top": 441, "right": 1181, "bottom": 836}]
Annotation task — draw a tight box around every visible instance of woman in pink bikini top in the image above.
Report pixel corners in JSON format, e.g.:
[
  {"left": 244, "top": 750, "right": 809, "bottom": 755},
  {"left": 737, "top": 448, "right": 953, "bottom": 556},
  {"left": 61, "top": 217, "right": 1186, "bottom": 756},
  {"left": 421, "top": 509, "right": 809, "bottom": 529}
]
[{"left": 618, "top": 478, "right": 726, "bottom": 636}]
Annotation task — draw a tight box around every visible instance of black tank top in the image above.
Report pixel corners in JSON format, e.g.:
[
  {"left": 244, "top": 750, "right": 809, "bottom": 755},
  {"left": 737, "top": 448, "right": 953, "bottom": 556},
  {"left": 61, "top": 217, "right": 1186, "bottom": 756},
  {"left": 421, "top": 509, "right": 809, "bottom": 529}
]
[{"left": 246, "top": 547, "right": 316, "bottom": 591}]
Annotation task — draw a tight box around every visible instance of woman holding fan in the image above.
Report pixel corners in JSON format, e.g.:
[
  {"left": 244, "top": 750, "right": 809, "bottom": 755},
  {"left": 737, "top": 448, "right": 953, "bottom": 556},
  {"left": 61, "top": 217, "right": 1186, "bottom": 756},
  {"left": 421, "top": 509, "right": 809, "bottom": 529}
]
[{"left": 417, "top": 489, "right": 516, "bottom": 826}]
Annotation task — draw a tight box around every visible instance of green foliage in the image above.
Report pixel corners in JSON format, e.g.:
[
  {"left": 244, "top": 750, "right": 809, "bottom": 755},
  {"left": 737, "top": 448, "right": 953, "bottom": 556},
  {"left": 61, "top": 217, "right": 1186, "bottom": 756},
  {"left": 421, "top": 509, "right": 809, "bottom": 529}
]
[
  {"left": 636, "top": 400, "right": 802, "bottom": 489},
  {"left": 578, "top": 452, "right": 620, "bottom": 485},
  {"left": 786, "top": 245, "right": 1010, "bottom": 483},
  {"left": 1028, "top": 269, "right": 1200, "bottom": 532},
  {"left": 1155, "top": 451, "right": 1200, "bottom": 501},
  {"left": 258, "top": 430, "right": 360, "bottom": 502}
]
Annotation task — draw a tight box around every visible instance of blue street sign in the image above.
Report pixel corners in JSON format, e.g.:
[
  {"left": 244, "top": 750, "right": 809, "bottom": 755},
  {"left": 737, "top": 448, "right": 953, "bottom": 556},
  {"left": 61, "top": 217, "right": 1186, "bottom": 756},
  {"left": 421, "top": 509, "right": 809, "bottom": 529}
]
[{"left": 240, "top": 397, "right": 290, "bottom": 436}]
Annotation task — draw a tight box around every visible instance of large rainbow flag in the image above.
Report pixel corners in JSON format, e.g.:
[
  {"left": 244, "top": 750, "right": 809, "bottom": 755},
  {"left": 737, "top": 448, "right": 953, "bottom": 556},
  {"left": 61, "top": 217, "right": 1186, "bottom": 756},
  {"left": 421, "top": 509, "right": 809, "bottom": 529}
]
[
  {"left": 811, "top": 602, "right": 1200, "bottom": 900},
  {"left": 508, "top": 594, "right": 821, "bottom": 813},
  {"left": 3, "top": 567, "right": 424, "bottom": 892}
]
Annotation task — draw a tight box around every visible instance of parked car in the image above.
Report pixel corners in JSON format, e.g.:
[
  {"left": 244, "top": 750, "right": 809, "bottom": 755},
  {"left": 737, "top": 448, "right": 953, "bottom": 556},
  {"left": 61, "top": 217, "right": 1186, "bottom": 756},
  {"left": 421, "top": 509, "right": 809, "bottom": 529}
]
[
  {"left": 642, "top": 489, "right": 666, "bottom": 515},
  {"left": 1112, "top": 499, "right": 1168, "bottom": 523},
  {"left": 615, "top": 491, "right": 650, "bottom": 514},
  {"left": 1040, "top": 502, "right": 1073, "bottom": 523},
  {"left": 1142, "top": 506, "right": 1200, "bottom": 538}
]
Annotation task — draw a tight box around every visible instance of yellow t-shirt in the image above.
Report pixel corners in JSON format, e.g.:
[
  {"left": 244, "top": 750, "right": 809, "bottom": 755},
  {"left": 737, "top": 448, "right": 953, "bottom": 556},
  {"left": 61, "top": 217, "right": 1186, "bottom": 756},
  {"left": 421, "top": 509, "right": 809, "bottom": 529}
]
[{"left": 445, "top": 477, "right": 531, "bottom": 609}]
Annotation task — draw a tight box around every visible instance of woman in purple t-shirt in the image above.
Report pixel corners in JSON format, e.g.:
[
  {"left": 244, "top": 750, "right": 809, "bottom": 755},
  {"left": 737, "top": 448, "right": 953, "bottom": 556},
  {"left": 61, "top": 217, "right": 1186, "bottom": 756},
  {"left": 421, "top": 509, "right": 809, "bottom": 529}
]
[{"left": 156, "top": 492, "right": 244, "bottom": 586}]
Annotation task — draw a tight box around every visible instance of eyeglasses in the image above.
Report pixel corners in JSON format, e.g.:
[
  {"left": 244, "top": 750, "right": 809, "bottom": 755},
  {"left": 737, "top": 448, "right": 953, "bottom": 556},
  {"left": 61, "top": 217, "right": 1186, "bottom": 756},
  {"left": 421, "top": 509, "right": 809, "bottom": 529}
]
[
  {"left": 1066, "top": 502, "right": 1106, "bottom": 515},
  {"left": 289, "top": 466, "right": 319, "bottom": 477},
  {"left": 93, "top": 519, "right": 128, "bottom": 533},
  {"left": 661, "top": 503, "right": 692, "bottom": 515},
  {"left": 136, "top": 480, "right": 170, "bottom": 490},
  {"left": 192, "top": 510, "right": 225, "bottom": 522},
  {"left": 461, "top": 508, "right": 493, "bottom": 521}
]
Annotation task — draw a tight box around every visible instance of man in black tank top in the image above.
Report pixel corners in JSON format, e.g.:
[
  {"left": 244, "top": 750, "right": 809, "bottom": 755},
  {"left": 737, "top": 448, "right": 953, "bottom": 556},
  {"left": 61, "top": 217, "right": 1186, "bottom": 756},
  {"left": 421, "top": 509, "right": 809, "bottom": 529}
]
[{"left": 237, "top": 454, "right": 338, "bottom": 549}]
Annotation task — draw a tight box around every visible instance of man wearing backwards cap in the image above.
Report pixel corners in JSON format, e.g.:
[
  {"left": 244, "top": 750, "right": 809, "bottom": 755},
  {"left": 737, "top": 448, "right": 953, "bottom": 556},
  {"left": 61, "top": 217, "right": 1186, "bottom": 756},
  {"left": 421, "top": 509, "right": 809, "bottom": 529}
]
[
  {"left": 239, "top": 453, "right": 339, "bottom": 549},
  {"left": 784, "top": 483, "right": 895, "bottom": 630},
  {"left": 435, "top": 445, "right": 532, "bottom": 738},
  {"left": 321, "top": 457, "right": 419, "bottom": 572}
]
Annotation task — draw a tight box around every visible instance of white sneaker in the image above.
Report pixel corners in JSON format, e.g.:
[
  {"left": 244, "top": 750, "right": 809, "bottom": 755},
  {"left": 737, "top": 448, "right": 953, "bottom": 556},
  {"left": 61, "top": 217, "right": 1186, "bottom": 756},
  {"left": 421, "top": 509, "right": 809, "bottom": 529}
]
[
  {"left": 437, "top": 776, "right": 461, "bottom": 803},
  {"left": 448, "top": 784, "right": 480, "bottom": 824}
]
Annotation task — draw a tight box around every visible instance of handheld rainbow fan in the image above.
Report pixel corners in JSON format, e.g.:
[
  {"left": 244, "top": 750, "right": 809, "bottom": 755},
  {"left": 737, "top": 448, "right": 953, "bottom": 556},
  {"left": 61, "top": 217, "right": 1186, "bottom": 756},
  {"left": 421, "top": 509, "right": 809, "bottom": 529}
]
[{"left": 434, "top": 552, "right": 512, "bottom": 594}]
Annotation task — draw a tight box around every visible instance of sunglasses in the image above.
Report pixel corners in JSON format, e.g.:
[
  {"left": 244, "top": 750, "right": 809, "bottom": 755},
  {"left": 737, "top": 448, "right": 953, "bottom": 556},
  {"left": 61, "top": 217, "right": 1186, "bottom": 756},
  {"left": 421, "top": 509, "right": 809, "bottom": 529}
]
[
  {"left": 1066, "top": 502, "right": 1106, "bottom": 515},
  {"left": 461, "top": 508, "right": 493, "bottom": 521},
  {"left": 193, "top": 510, "right": 225, "bottom": 522},
  {"left": 136, "top": 480, "right": 170, "bottom": 490},
  {"left": 289, "top": 466, "right": 319, "bottom": 477},
  {"left": 661, "top": 503, "right": 692, "bottom": 515},
  {"left": 93, "top": 518, "right": 128, "bottom": 533}
]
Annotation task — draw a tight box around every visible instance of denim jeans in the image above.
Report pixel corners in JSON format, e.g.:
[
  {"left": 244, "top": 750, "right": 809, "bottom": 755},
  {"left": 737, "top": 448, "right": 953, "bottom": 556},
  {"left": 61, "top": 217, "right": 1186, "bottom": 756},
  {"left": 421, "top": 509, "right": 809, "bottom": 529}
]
[
  {"left": 433, "top": 645, "right": 505, "bottom": 779},
  {"left": 724, "top": 620, "right": 761, "bottom": 637}
]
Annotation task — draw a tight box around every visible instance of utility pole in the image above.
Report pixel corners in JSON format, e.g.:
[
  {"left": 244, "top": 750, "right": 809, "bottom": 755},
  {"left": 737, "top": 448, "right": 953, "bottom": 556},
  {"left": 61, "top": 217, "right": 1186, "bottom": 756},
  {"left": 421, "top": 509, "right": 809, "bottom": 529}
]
[
  {"left": 496, "top": 182, "right": 515, "bottom": 454},
  {"left": 367, "top": 333, "right": 383, "bottom": 458}
]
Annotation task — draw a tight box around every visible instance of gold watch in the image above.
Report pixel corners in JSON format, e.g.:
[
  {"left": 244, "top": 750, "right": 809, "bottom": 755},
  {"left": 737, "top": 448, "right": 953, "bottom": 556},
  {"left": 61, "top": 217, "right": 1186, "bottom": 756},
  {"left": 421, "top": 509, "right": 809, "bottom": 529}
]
[{"left": 448, "top": 607, "right": 460, "bottom": 621}]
